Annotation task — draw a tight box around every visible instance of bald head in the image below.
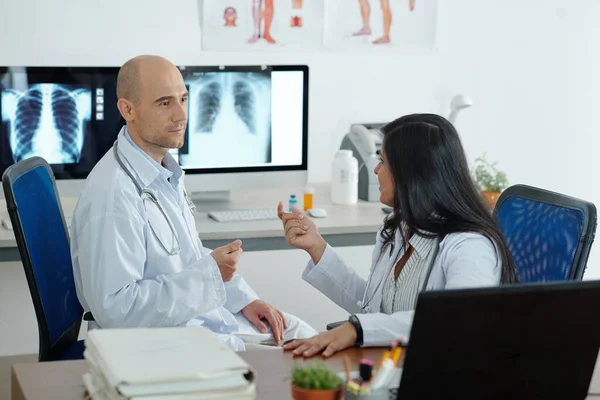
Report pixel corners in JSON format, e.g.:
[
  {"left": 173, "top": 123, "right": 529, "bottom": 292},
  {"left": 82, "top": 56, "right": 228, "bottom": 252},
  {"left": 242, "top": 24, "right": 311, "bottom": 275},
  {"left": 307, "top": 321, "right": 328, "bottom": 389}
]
[
  {"left": 116, "top": 55, "right": 178, "bottom": 104},
  {"left": 116, "top": 55, "right": 188, "bottom": 161}
]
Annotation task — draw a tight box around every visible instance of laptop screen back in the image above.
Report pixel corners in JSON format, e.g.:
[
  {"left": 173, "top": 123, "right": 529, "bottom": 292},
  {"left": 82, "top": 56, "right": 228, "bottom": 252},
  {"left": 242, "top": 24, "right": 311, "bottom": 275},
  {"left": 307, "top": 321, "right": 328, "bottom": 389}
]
[{"left": 397, "top": 281, "right": 600, "bottom": 399}]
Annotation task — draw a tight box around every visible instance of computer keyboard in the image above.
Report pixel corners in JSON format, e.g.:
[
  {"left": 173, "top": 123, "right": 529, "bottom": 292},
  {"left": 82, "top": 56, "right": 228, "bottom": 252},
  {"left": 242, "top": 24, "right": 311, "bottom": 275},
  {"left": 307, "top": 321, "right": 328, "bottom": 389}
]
[{"left": 207, "top": 208, "right": 279, "bottom": 222}]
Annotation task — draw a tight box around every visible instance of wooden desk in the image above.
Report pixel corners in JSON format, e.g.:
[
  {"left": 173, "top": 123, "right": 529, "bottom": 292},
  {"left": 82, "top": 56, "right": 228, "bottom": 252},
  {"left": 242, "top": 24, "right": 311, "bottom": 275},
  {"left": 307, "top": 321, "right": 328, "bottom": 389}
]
[
  {"left": 0, "top": 184, "right": 384, "bottom": 261},
  {"left": 10, "top": 348, "right": 600, "bottom": 400},
  {"left": 9, "top": 348, "right": 385, "bottom": 400}
]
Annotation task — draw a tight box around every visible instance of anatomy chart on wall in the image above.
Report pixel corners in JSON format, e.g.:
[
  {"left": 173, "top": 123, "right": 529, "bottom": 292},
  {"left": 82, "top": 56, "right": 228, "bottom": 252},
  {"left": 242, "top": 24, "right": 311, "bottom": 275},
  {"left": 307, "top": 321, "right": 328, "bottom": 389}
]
[
  {"left": 201, "top": 0, "right": 324, "bottom": 51},
  {"left": 323, "top": 0, "right": 438, "bottom": 51}
]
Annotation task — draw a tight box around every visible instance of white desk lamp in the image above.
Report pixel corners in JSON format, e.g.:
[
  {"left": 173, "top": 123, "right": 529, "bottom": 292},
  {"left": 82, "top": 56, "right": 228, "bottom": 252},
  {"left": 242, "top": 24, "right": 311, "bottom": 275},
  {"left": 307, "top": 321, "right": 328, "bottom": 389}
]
[{"left": 448, "top": 94, "right": 473, "bottom": 125}]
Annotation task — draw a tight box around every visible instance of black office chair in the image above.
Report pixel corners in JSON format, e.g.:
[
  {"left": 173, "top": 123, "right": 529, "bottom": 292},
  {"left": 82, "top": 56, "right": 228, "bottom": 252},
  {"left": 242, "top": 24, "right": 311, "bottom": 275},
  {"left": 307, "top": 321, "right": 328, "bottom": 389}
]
[
  {"left": 494, "top": 184, "right": 597, "bottom": 282},
  {"left": 2, "top": 157, "right": 84, "bottom": 361}
]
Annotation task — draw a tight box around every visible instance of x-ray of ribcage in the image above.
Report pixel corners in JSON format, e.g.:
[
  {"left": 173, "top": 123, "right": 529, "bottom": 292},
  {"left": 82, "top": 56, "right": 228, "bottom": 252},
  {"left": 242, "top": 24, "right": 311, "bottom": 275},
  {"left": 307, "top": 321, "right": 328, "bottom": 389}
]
[
  {"left": 1, "top": 84, "right": 91, "bottom": 164},
  {"left": 185, "top": 72, "right": 272, "bottom": 167}
]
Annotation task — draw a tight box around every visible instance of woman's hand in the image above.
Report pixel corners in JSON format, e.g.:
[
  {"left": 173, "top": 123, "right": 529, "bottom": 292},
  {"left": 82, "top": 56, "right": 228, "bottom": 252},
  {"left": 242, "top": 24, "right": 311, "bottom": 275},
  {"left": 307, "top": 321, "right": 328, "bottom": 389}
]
[
  {"left": 283, "top": 322, "right": 358, "bottom": 358},
  {"left": 277, "top": 202, "right": 327, "bottom": 263}
]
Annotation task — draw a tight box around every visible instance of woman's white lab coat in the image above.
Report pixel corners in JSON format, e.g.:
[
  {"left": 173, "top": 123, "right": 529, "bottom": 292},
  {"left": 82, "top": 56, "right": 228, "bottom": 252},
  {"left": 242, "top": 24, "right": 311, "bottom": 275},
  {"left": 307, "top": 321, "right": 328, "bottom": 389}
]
[{"left": 302, "top": 228, "right": 501, "bottom": 346}]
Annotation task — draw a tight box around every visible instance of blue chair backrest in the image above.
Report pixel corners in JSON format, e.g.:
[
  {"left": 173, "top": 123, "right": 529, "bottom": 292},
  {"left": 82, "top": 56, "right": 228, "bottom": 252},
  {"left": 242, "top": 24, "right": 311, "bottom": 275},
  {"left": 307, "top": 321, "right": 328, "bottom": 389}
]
[
  {"left": 2, "top": 157, "right": 82, "bottom": 361},
  {"left": 494, "top": 184, "right": 597, "bottom": 283}
]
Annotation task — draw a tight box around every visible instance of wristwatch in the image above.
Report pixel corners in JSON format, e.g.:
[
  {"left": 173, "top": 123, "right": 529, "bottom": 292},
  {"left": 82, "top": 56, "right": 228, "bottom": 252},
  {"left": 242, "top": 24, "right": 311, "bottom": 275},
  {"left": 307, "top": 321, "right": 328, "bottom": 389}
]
[{"left": 348, "top": 315, "right": 364, "bottom": 346}]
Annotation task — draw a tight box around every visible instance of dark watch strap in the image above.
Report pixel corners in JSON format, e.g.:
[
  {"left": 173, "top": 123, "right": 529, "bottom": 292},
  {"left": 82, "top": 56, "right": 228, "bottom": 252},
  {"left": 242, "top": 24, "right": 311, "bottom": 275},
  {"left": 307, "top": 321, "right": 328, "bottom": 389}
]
[{"left": 348, "top": 314, "right": 364, "bottom": 346}]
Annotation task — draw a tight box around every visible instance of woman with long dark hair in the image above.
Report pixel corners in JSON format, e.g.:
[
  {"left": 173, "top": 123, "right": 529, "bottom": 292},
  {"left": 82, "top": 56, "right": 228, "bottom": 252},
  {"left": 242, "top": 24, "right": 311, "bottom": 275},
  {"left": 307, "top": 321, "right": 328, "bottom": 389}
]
[{"left": 277, "top": 113, "right": 518, "bottom": 357}]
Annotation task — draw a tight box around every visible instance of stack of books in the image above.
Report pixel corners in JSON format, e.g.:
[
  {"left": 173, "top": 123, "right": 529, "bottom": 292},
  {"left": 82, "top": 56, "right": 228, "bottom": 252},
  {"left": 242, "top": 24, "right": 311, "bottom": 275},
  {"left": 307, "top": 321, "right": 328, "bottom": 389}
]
[{"left": 82, "top": 327, "right": 256, "bottom": 400}]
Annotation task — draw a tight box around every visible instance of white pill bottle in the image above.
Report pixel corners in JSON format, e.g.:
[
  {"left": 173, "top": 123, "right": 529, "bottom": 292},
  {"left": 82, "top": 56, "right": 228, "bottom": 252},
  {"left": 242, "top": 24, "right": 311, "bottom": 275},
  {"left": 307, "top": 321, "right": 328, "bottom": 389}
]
[{"left": 331, "top": 150, "right": 358, "bottom": 205}]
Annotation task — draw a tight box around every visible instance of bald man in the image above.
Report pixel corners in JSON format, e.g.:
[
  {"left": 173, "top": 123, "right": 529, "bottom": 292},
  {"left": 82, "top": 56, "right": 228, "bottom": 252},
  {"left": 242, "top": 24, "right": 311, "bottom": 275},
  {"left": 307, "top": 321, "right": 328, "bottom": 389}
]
[{"left": 70, "top": 55, "right": 317, "bottom": 350}]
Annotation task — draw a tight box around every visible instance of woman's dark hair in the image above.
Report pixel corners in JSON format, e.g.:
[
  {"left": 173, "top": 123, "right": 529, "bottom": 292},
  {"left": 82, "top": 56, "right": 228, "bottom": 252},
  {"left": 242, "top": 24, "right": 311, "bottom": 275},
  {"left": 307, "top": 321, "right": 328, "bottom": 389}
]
[{"left": 379, "top": 113, "right": 518, "bottom": 284}]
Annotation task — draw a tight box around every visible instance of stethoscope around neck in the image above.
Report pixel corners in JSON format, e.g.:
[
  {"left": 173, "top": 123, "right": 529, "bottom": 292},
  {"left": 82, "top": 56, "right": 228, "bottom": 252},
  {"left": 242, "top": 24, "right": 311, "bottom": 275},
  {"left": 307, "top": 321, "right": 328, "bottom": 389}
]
[
  {"left": 357, "top": 236, "right": 442, "bottom": 312},
  {"left": 113, "top": 140, "right": 184, "bottom": 256}
]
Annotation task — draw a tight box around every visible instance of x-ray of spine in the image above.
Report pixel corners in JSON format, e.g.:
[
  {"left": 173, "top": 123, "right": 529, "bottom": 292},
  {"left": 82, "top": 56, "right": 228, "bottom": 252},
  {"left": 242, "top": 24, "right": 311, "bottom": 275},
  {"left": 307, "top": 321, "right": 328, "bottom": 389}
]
[
  {"left": 184, "top": 71, "right": 272, "bottom": 168},
  {"left": 1, "top": 84, "right": 91, "bottom": 164}
]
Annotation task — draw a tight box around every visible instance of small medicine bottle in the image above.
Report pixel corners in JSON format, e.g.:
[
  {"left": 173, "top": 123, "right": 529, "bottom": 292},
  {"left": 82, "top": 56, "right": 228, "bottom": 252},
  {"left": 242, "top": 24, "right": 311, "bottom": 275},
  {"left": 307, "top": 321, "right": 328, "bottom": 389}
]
[
  {"left": 303, "top": 187, "right": 314, "bottom": 211},
  {"left": 289, "top": 194, "right": 298, "bottom": 212}
]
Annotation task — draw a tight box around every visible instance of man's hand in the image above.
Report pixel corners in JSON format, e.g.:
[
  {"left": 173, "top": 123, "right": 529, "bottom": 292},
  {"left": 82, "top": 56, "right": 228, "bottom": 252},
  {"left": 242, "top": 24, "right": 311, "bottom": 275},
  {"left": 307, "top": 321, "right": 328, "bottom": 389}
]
[
  {"left": 283, "top": 322, "right": 357, "bottom": 358},
  {"left": 242, "top": 300, "right": 288, "bottom": 345},
  {"left": 210, "top": 240, "right": 243, "bottom": 282}
]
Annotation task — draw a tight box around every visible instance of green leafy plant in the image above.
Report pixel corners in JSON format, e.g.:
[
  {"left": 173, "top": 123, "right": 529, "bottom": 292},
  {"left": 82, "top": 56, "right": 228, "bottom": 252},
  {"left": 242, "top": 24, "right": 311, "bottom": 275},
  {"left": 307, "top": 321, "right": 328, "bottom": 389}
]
[
  {"left": 473, "top": 153, "right": 508, "bottom": 192},
  {"left": 291, "top": 362, "right": 344, "bottom": 391}
]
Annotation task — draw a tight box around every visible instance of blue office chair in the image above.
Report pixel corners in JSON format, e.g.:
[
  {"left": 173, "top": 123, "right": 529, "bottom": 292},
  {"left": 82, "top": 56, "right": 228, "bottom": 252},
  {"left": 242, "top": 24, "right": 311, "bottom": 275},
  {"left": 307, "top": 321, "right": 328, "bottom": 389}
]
[
  {"left": 2, "top": 157, "right": 84, "bottom": 361},
  {"left": 494, "top": 184, "right": 597, "bottom": 283}
]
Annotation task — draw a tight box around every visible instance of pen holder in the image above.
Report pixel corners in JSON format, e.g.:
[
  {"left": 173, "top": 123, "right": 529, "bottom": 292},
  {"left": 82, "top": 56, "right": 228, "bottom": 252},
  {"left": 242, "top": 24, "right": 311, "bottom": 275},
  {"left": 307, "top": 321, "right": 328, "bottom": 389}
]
[
  {"left": 340, "top": 367, "right": 401, "bottom": 400},
  {"left": 343, "top": 387, "right": 389, "bottom": 400}
]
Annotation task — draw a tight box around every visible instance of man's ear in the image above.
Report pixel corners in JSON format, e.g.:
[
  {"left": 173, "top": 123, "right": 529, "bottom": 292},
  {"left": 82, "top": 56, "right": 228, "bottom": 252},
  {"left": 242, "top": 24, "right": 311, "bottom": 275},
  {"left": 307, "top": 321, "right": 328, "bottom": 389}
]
[{"left": 117, "top": 98, "right": 135, "bottom": 122}]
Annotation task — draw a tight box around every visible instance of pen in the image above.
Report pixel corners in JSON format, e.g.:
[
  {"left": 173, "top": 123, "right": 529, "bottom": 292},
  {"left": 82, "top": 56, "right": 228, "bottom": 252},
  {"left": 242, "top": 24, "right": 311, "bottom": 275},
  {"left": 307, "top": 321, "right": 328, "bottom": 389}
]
[
  {"left": 343, "top": 355, "right": 352, "bottom": 383},
  {"left": 374, "top": 345, "right": 392, "bottom": 374},
  {"left": 391, "top": 347, "right": 402, "bottom": 366}
]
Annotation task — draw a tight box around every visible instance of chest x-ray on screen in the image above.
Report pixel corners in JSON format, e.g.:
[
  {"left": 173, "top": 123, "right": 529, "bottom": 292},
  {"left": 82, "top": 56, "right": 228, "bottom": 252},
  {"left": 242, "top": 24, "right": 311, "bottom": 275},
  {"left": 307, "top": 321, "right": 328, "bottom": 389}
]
[
  {"left": 180, "top": 70, "right": 272, "bottom": 168},
  {"left": 1, "top": 80, "right": 91, "bottom": 164}
]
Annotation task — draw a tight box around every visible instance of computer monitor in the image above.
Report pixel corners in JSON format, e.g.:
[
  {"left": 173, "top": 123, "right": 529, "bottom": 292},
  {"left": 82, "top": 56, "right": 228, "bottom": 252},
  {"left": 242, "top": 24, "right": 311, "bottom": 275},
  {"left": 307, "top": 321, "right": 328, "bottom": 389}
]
[
  {"left": 0, "top": 64, "right": 308, "bottom": 203},
  {"left": 0, "top": 66, "right": 122, "bottom": 197},
  {"left": 176, "top": 64, "right": 308, "bottom": 204}
]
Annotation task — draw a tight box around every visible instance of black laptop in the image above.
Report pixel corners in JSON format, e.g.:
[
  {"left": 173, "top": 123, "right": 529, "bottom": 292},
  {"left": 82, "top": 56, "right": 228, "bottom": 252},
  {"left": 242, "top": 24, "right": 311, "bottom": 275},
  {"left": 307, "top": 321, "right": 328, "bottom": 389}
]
[{"left": 397, "top": 280, "right": 600, "bottom": 399}]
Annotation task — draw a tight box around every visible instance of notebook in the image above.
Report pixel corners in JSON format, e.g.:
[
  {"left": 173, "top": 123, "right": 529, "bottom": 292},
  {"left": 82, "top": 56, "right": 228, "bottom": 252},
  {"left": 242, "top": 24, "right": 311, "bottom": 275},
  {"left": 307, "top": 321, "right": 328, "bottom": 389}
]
[
  {"left": 83, "top": 327, "right": 255, "bottom": 400},
  {"left": 82, "top": 372, "right": 256, "bottom": 400}
]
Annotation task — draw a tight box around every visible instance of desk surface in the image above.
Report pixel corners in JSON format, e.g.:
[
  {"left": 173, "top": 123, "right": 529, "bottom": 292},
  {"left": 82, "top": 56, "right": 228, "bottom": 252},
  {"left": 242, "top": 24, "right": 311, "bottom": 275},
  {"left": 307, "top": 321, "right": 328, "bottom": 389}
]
[
  {"left": 0, "top": 184, "right": 384, "bottom": 257},
  {"left": 10, "top": 348, "right": 600, "bottom": 400},
  {"left": 9, "top": 349, "right": 385, "bottom": 400}
]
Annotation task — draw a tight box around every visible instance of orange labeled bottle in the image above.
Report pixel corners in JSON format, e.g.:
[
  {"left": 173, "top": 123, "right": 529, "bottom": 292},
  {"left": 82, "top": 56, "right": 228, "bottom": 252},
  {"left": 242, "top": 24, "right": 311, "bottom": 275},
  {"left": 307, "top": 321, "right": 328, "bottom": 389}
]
[{"left": 303, "top": 187, "right": 314, "bottom": 211}]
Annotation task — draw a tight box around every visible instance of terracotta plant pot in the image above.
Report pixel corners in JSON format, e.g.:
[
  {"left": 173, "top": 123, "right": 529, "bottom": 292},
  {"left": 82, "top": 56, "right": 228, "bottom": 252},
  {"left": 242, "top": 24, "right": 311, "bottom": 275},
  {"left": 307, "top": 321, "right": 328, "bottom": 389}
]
[
  {"left": 290, "top": 384, "right": 343, "bottom": 400},
  {"left": 481, "top": 190, "right": 501, "bottom": 209}
]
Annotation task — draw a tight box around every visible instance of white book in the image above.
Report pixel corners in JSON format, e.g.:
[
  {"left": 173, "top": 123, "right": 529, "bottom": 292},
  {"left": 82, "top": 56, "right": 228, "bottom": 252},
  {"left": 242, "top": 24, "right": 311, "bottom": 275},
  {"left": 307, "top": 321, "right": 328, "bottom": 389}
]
[
  {"left": 83, "top": 327, "right": 255, "bottom": 399},
  {"left": 83, "top": 371, "right": 257, "bottom": 400}
]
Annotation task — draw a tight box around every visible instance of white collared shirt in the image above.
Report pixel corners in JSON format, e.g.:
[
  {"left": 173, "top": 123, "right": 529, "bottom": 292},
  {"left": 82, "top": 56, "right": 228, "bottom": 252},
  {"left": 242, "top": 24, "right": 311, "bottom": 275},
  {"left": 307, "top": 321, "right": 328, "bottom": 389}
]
[
  {"left": 70, "top": 127, "right": 259, "bottom": 346},
  {"left": 302, "top": 227, "right": 501, "bottom": 346}
]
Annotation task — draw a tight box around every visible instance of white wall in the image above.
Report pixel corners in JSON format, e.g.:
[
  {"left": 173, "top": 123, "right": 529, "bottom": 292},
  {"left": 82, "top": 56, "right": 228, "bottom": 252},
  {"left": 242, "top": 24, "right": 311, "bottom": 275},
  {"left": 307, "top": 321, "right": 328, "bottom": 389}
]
[
  {"left": 436, "top": 0, "right": 600, "bottom": 280},
  {"left": 1, "top": 0, "right": 600, "bottom": 355}
]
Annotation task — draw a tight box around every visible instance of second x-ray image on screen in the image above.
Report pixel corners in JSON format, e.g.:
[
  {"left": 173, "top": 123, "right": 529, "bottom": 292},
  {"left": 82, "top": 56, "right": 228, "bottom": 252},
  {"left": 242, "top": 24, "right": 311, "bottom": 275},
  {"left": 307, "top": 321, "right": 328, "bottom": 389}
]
[
  {"left": 179, "top": 69, "right": 272, "bottom": 168},
  {"left": 1, "top": 82, "right": 91, "bottom": 164}
]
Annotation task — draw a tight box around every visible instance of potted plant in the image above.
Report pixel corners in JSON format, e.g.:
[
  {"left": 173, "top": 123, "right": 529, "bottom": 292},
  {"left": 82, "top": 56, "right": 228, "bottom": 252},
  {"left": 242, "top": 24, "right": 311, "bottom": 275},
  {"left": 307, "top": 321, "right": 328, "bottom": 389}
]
[
  {"left": 473, "top": 153, "right": 509, "bottom": 209},
  {"left": 290, "top": 362, "right": 344, "bottom": 400}
]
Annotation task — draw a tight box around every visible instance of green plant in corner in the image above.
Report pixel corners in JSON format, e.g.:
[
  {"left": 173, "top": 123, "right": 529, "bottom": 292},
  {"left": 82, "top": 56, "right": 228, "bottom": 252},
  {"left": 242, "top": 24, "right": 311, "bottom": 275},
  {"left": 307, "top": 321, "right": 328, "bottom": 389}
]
[
  {"left": 473, "top": 153, "right": 508, "bottom": 192},
  {"left": 291, "top": 362, "right": 344, "bottom": 391}
]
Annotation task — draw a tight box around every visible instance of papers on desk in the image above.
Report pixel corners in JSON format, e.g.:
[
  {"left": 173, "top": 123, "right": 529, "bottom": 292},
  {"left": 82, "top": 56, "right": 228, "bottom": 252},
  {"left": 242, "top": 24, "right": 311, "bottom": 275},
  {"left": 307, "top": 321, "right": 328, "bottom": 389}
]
[{"left": 82, "top": 327, "right": 256, "bottom": 400}]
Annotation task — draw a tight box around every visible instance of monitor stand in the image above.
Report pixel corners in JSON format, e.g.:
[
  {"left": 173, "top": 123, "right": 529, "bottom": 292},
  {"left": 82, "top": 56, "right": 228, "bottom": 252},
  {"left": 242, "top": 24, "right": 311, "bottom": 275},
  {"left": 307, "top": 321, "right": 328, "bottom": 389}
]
[{"left": 189, "top": 190, "right": 244, "bottom": 212}]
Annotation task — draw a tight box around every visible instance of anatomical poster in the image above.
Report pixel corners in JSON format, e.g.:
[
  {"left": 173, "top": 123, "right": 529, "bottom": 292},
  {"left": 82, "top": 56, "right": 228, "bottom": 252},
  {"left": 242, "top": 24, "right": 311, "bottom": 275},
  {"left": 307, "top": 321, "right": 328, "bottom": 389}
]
[
  {"left": 201, "top": 0, "right": 324, "bottom": 51},
  {"left": 323, "top": 0, "right": 438, "bottom": 51}
]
